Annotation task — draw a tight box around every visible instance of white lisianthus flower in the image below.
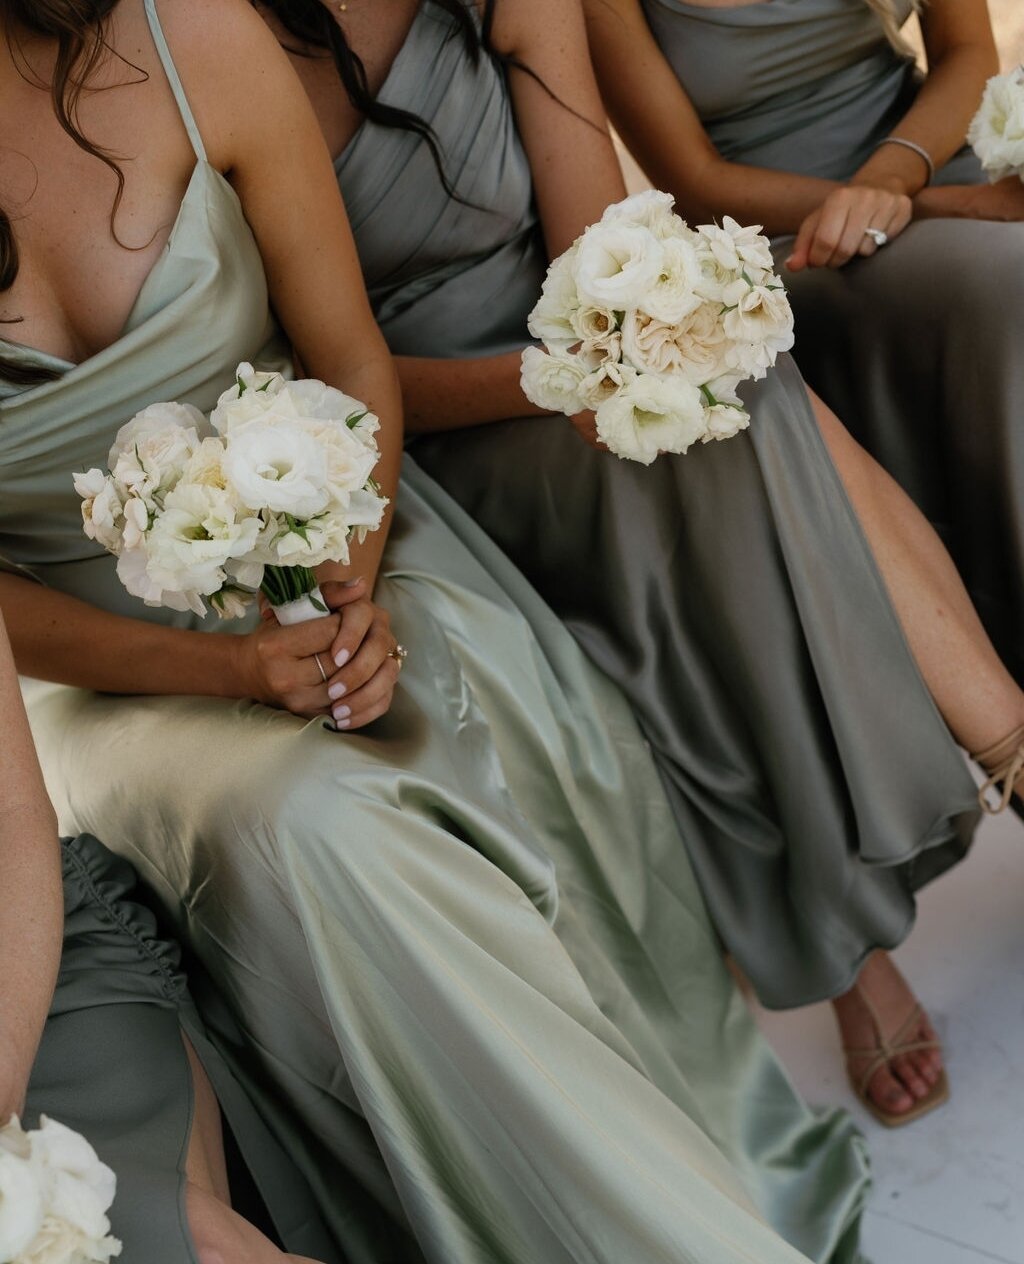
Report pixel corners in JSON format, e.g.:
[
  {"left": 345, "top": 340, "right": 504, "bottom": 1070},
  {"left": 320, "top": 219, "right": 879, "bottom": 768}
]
[
  {"left": 527, "top": 247, "right": 581, "bottom": 347},
  {"left": 116, "top": 546, "right": 202, "bottom": 614},
  {"left": 222, "top": 421, "right": 330, "bottom": 519},
  {"left": 210, "top": 363, "right": 288, "bottom": 434},
  {"left": 107, "top": 403, "right": 203, "bottom": 507},
  {"left": 969, "top": 66, "right": 1024, "bottom": 183},
  {"left": 0, "top": 1130, "right": 44, "bottom": 1261},
  {"left": 643, "top": 234, "right": 703, "bottom": 325},
  {"left": 30, "top": 1119, "right": 116, "bottom": 1242},
  {"left": 701, "top": 375, "right": 750, "bottom": 442},
  {"left": 721, "top": 280, "right": 795, "bottom": 370},
  {"left": 520, "top": 346, "right": 589, "bottom": 416},
  {"left": 300, "top": 422, "right": 380, "bottom": 503},
  {"left": 144, "top": 483, "right": 262, "bottom": 602},
  {"left": 577, "top": 358, "right": 640, "bottom": 412},
  {"left": 595, "top": 373, "right": 707, "bottom": 465},
  {"left": 73, "top": 470, "right": 125, "bottom": 554},
  {"left": 574, "top": 220, "right": 665, "bottom": 310},
  {"left": 696, "top": 217, "right": 776, "bottom": 274},
  {"left": 119, "top": 498, "right": 150, "bottom": 553},
  {"left": 601, "top": 189, "right": 678, "bottom": 238},
  {"left": 211, "top": 587, "right": 257, "bottom": 620}
]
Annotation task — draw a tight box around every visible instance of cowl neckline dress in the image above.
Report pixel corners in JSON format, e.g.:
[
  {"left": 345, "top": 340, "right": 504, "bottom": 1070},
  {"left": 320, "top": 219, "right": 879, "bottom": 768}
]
[
  {"left": 642, "top": 0, "right": 1024, "bottom": 683},
  {"left": 339, "top": 1, "right": 981, "bottom": 1013},
  {"left": 2, "top": 3, "right": 869, "bottom": 1262}
]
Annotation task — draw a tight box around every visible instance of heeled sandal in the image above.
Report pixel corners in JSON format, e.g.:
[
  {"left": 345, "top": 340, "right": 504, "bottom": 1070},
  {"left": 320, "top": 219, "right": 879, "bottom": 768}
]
[
  {"left": 972, "top": 723, "right": 1024, "bottom": 821},
  {"left": 843, "top": 985, "right": 949, "bottom": 1128}
]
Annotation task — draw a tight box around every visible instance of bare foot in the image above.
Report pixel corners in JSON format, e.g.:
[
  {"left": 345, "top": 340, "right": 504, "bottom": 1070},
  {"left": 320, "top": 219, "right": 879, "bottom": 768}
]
[{"left": 832, "top": 951, "right": 944, "bottom": 1118}]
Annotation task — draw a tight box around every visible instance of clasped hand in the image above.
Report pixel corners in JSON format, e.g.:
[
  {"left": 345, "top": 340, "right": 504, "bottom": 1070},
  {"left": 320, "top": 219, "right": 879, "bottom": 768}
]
[
  {"left": 787, "top": 184, "right": 914, "bottom": 271},
  {"left": 240, "top": 578, "right": 400, "bottom": 728}
]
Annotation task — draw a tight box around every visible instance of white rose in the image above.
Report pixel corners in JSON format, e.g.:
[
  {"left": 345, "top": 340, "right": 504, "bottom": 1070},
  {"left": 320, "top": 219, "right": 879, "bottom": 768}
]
[
  {"left": 570, "top": 303, "right": 619, "bottom": 348},
  {"left": 577, "top": 358, "right": 640, "bottom": 411},
  {"left": 701, "top": 375, "right": 750, "bottom": 442},
  {"left": 574, "top": 220, "right": 665, "bottom": 310},
  {"left": 527, "top": 248, "right": 581, "bottom": 347},
  {"left": 74, "top": 470, "right": 125, "bottom": 554},
  {"left": 145, "top": 483, "right": 262, "bottom": 600},
  {"left": 621, "top": 304, "right": 730, "bottom": 386},
  {"left": 107, "top": 404, "right": 203, "bottom": 507},
  {"left": 601, "top": 189, "right": 679, "bottom": 239},
  {"left": 222, "top": 420, "right": 330, "bottom": 518},
  {"left": 969, "top": 67, "right": 1024, "bottom": 182},
  {"left": 595, "top": 373, "right": 707, "bottom": 465},
  {"left": 181, "top": 437, "right": 231, "bottom": 491},
  {"left": 0, "top": 1139, "right": 44, "bottom": 1260},
  {"left": 520, "top": 346, "right": 589, "bottom": 416},
  {"left": 300, "top": 422, "right": 379, "bottom": 502},
  {"left": 643, "top": 234, "right": 703, "bottom": 325}
]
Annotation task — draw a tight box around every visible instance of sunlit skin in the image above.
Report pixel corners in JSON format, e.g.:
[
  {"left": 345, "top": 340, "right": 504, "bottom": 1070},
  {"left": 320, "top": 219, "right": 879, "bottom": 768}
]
[{"left": 269, "top": 0, "right": 1024, "bottom": 1119}]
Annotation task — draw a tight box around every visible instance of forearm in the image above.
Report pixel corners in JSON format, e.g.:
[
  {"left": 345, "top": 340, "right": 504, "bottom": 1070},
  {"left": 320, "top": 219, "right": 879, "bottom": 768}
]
[
  {"left": 674, "top": 153, "right": 840, "bottom": 236},
  {"left": 397, "top": 351, "right": 548, "bottom": 434},
  {"left": 0, "top": 575, "right": 247, "bottom": 697}
]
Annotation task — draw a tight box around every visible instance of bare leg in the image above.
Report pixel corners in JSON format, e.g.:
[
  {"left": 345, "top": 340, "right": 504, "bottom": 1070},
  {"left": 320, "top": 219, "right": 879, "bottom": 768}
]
[
  {"left": 182, "top": 1037, "right": 321, "bottom": 1264},
  {"left": 810, "top": 389, "right": 1024, "bottom": 1120}
]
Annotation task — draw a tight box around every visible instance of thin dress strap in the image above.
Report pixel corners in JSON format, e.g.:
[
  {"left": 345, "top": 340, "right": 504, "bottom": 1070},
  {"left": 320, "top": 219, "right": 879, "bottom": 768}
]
[{"left": 142, "top": 0, "right": 208, "bottom": 163}]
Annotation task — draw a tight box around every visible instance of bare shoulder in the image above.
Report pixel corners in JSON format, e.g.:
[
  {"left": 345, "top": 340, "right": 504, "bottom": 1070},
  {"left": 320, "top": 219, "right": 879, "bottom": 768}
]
[{"left": 486, "top": 0, "right": 589, "bottom": 59}]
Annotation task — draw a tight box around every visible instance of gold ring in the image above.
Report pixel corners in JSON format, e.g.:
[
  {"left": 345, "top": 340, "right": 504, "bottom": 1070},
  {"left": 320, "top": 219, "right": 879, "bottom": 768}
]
[
  {"left": 314, "top": 653, "right": 328, "bottom": 684},
  {"left": 386, "top": 643, "right": 408, "bottom": 671}
]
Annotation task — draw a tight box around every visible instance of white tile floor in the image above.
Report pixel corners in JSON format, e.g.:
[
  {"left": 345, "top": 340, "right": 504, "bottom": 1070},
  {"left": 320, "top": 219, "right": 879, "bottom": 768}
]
[{"left": 751, "top": 789, "right": 1024, "bottom": 1263}]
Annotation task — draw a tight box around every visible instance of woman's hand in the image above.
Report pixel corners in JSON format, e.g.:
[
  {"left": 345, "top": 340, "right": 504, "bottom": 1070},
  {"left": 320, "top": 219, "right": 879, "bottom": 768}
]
[
  {"left": 786, "top": 185, "right": 913, "bottom": 271},
  {"left": 252, "top": 578, "right": 401, "bottom": 728},
  {"left": 915, "top": 178, "right": 1024, "bottom": 224},
  {"left": 569, "top": 411, "right": 609, "bottom": 451}
]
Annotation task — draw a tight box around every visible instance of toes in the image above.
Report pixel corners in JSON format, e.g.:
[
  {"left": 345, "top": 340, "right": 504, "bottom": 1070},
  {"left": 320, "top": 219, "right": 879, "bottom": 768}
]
[
  {"left": 890, "top": 1052, "right": 930, "bottom": 1100},
  {"left": 911, "top": 1048, "right": 941, "bottom": 1086},
  {"left": 867, "top": 1066, "right": 915, "bottom": 1115}
]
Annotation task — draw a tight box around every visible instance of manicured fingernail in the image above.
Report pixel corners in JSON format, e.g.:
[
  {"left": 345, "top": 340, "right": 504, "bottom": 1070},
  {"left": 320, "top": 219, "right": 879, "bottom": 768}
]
[
  {"left": 332, "top": 704, "right": 351, "bottom": 721},
  {"left": 328, "top": 682, "right": 347, "bottom": 701},
  {"left": 342, "top": 577, "right": 363, "bottom": 588},
  {"left": 784, "top": 256, "right": 794, "bottom": 267},
  {"left": 334, "top": 649, "right": 350, "bottom": 668},
  {"left": 337, "top": 718, "right": 351, "bottom": 729}
]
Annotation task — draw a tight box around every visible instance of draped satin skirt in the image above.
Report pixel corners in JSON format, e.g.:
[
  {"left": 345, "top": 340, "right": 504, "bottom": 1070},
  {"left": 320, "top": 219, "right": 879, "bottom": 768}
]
[
  {"left": 413, "top": 354, "right": 981, "bottom": 1009},
  {"left": 26, "top": 460, "right": 869, "bottom": 1264}
]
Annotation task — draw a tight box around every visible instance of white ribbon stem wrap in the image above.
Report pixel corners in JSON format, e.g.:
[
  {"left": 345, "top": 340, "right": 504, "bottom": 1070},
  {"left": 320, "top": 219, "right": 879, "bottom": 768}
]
[{"left": 272, "top": 586, "right": 328, "bottom": 626}]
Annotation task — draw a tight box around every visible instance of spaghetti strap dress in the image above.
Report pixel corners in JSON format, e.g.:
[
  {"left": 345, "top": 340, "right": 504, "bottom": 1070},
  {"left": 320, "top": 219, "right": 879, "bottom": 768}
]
[
  {"left": 1, "top": 2, "right": 870, "bottom": 1263},
  {"left": 641, "top": 0, "right": 1024, "bottom": 683},
  {"left": 339, "top": 2, "right": 980, "bottom": 1013}
]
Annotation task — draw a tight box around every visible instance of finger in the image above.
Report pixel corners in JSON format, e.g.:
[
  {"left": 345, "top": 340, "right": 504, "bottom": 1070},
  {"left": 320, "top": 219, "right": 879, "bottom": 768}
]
[
  {"left": 259, "top": 594, "right": 276, "bottom": 624},
  {"left": 808, "top": 200, "right": 852, "bottom": 268},
  {"left": 328, "top": 598, "right": 376, "bottom": 672},
  {"left": 319, "top": 576, "right": 369, "bottom": 611},
  {"left": 331, "top": 659, "right": 400, "bottom": 730},
  {"left": 786, "top": 213, "right": 820, "bottom": 272},
  {"left": 570, "top": 413, "right": 606, "bottom": 450},
  {"left": 835, "top": 206, "right": 878, "bottom": 266},
  {"left": 328, "top": 618, "right": 393, "bottom": 705},
  {"left": 269, "top": 613, "right": 341, "bottom": 659}
]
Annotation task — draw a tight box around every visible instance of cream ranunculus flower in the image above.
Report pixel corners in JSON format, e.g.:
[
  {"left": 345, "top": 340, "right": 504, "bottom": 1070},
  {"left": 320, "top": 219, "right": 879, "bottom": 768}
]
[
  {"left": 573, "top": 220, "right": 665, "bottom": 310},
  {"left": 527, "top": 247, "right": 581, "bottom": 347},
  {"left": 621, "top": 304, "right": 731, "bottom": 387},
  {"left": 969, "top": 67, "right": 1024, "bottom": 183},
  {"left": 595, "top": 373, "right": 707, "bottom": 465},
  {"left": 222, "top": 420, "right": 330, "bottom": 519},
  {"left": 107, "top": 403, "right": 203, "bottom": 508},
  {"left": 0, "top": 1129, "right": 44, "bottom": 1261},
  {"left": 73, "top": 470, "right": 125, "bottom": 554},
  {"left": 601, "top": 189, "right": 678, "bottom": 239},
  {"left": 520, "top": 346, "right": 589, "bottom": 416}
]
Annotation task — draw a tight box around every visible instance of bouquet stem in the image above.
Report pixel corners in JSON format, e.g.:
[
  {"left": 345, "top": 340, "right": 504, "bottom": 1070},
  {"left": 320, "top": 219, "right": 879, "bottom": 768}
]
[{"left": 261, "top": 566, "right": 328, "bottom": 625}]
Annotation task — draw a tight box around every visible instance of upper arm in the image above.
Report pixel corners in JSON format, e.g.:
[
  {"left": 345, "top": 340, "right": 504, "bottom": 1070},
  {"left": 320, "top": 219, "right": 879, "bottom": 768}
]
[
  {"left": 917, "top": 0, "right": 998, "bottom": 70},
  {"left": 489, "top": 0, "right": 626, "bottom": 256},
  {"left": 582, "top": 0, "right": 721, "bottom": 209},
  {"left": 0, "top": 614, "right": 54, "bottom": 825},
  {"left": 161, "top": 0, "right": 391, "bottom": 392}
]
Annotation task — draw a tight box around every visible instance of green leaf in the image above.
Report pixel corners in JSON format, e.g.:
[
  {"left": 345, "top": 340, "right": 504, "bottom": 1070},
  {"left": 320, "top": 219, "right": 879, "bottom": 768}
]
[
  {"left": 257, "top": 378, "right": 273, "bottom": 392},
  {"left": 346, "top": 410, "right": 368, "bottom": 429},
  {"left": 309, "top": 594, "right": 328, "bottom": 613},
  {"left": 236, "top": 374, "right": 246, "bottom": 394}
]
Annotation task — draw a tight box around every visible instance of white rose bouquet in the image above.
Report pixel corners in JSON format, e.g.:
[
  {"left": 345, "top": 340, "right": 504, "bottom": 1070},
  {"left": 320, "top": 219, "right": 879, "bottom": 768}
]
[
  {"left": 74, "top": 363, "right": 388, "bottom": 626},
  {"left": 968, "top": 66, "right": 1024, "bottom": 183},
  {"left": 0, "top": 1115, "right": 121, "bottom": 1264},
  {"left": 520, "top": 190, "right": 794, "bottom": 465}
]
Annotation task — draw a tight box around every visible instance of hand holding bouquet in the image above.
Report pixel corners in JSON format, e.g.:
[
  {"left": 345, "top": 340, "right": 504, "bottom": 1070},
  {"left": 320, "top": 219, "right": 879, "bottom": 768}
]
[
  {"left": 520, "top": 191, "right": 794, "bottom": 464},
  {"left": 75, "top": 363, "right": 388, "bottom": 626},
  {"left": 0, "top": 1115, "right": 121, "bottom": 1263},
  {"left": 969, "top": 66, "right": 1024, "bottom": 184}
]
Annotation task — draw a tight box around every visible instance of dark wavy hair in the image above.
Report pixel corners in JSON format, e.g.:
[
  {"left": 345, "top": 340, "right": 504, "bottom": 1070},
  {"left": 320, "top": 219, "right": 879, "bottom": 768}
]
[{"left": 0, "top": 0, "right": 130, "bottom": 385}]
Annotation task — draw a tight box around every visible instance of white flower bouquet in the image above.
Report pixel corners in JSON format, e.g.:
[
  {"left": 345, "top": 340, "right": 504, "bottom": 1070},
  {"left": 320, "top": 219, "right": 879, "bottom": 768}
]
[
  {"left": 75, "top": 363, "right": 388, "bottom": 626},
  {"left": 520, "top": 190, "right": 794, "bottom": 465},
  {"left": 0, "top": 1115, "right": 121, "bottom": 1263},
  {"left": 968, "top": 66, "right": 1024, "bottom": 183}
]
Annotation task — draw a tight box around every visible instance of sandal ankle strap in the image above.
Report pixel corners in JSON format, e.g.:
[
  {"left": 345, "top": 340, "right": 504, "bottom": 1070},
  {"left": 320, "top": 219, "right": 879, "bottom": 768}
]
[{"left": 972, "top": 724, "right": 1024, "bottom": 815}]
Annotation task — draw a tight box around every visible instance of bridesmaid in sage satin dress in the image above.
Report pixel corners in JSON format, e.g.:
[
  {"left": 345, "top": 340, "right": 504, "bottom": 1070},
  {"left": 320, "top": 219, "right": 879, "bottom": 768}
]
[
  {"left": 0, "top": 615, "right": 333, "bottom": 1264},
  {"left": 589, "top": 0, "right": 1024, "bottom": 685},
  {"left": 0, "top": 3, "right": 870, "bottom": 1262},
  {"left": 262, "top": 0, "right": 1024, "bottom": 1128}
]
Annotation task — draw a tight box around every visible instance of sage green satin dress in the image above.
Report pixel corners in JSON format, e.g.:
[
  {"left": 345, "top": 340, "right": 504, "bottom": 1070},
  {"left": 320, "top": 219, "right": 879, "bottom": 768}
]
[
  {"left": 642, "top": 0, "right": 1024, "bottom": 683},
  {"left": 338, "top": 3, "right": 979, "bottom": 1013},
  {"left": 1, "top": 3, "right": 870, "bottom": 1263},
  {"left": 26, "top": 835, "right": 335, "bottom": 1264}
]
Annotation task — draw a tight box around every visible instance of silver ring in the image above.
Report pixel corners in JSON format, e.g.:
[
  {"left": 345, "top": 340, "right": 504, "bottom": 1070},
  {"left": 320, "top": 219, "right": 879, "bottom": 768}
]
[
  {"left": 863, "top": 227, "right": 889, "bottom": 247},
  {"left": 314, "top": 653, "right": 328, "bottom": 684},
  {"left": 386, "top": 644, "right": 408, "bottom": 671}
]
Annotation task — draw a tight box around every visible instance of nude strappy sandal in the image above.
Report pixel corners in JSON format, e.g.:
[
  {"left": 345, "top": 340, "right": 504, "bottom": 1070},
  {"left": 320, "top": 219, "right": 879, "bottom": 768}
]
[
  {"left": 972, "top": 723, "right": 1024, "bottom": 821},
  {"left": 843, "top": 985, "right": 949, "bottom": 1128}
]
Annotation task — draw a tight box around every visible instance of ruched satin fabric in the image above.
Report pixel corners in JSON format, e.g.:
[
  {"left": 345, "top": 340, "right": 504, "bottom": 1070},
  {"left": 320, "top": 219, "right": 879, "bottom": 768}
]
[
  {"left": 334, "top": 2, "right": 980, "bottom": 1010},
  {"left": 4, "top": 2, "right": 872, "bottom": 1262},
  {"left": 27, "top": 836, "right": 333, "bottom": 1264},
  {"left": 643, "top": 0, "right": 1024, "bottom": 683}
]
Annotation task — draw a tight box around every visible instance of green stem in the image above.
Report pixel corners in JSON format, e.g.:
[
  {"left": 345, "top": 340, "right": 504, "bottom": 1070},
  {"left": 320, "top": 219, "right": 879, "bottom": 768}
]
[{"left": 260, "top": 566, "right": 318, "bottom": 608}]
